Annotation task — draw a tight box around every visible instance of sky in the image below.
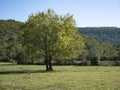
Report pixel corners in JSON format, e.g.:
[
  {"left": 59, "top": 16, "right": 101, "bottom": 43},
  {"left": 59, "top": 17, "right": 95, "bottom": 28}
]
[{"left": 0, "top": 0, "right": 120, "bottom": 27}]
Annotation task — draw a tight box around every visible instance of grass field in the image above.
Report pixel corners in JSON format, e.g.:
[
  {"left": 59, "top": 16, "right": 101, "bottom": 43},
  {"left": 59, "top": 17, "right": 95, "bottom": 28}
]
[{"left": 0, "top": 63, "right": 120, "bottom": 90}]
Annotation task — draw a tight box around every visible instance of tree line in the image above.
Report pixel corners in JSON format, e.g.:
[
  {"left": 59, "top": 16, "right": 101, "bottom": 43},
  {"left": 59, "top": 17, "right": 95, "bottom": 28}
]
[
  {"left": 78, "top": 27, "right": 120, "bottom": 44},
  {"left": 0, "top": 9, "right": 120, "bottom": 71}
]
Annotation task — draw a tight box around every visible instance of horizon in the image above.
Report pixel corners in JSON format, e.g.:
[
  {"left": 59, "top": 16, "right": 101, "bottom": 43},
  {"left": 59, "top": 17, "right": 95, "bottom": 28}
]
[
  {"left": 0, "top": 0, "right": 120, "bottom": 27},
  {"left": 1, "top": 19, "right": 120, "bottom": 28}
]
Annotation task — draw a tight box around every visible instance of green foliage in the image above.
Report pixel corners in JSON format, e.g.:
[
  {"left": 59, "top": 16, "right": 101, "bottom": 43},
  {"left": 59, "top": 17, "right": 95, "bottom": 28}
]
[
  {"left": 0, "top": 14, "right": 120, "bottom": 66},
  {"left": 78, "top": 27, "right": 120, "bottom": 44},
  {"left": 0, "top": 20, "right": 24, "bottom": 62},
  {"left": 79, "top": 35, "right": 118, "bottom": 65},
  {"left": 114, "top": 44, "right": 120, "bottom": 60},
  {"left": 22, "top": 9, "right": 85, "bottom": 70}
]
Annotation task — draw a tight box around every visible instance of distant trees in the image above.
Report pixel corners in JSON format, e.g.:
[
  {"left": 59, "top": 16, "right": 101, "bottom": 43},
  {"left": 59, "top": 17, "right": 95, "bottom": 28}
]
[
  {"left": 0, "top": 20, "right": 24, "bottom": 62},
  {"left": 79, "top": 35, "right": 118, "bottom": 65},
  {"left": 84, "top": 36, "right": 101, "bottom": 65},
  {"left": 22, "top": 9, "right": 85, "bottom": 71},
  {"left": 78, "top": 27, "right": 120, "bottom": 44}
]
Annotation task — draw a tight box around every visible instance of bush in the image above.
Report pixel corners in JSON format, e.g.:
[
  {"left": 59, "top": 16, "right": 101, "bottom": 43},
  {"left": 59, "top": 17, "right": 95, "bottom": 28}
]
[
  {"left": 82, "top": 60, "right": 91, "bottom": 66},
  {"left": 9, "top": 59, "right": 16, "bottom": 64},
  {"left": 90, "top": 57, "right": 100, "bottom": 66}
]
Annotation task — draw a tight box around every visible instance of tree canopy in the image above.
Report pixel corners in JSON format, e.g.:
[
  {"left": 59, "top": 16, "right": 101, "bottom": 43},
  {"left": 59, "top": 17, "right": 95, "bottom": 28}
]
[{"left": 22, "top": 9, "right": 85, "bottom": 71}]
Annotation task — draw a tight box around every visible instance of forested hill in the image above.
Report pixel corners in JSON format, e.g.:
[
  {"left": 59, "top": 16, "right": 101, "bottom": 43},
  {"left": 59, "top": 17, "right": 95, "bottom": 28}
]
[
  {"left": 0, "top": 20, "right": 24, "bottom": 62},
  {"left": 0, "top": 19, "right": 24, "bottom": 30},
  {"left": 1, "top": 20, "right": 120, "bottom": 45},
  {"left": 78, "top": 27, "right": 120, "bottom": 45}
]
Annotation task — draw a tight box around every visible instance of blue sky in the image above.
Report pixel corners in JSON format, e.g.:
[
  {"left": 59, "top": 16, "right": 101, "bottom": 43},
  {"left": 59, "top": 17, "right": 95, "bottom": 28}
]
[{"left": 0, "top": 0, "right": 120, "bottom": 27}]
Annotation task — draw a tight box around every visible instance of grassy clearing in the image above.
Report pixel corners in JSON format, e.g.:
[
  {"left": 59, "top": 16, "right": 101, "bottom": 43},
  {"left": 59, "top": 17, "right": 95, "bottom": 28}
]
[{"left": 0, "top": 63, "right": 120, "bottom": 90}]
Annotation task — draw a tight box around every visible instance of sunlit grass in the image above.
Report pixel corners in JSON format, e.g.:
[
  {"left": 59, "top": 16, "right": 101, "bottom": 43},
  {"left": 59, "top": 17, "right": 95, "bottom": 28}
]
[{"left": 0, "top": 63, "right": 120, "bottom": 90}]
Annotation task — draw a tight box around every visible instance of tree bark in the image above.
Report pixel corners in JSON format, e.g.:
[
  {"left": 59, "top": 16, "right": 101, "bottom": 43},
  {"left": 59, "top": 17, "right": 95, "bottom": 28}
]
[
  {"left": 45, "top": 57, "right": 49, "bottom": 71},
  {"left": 45, "top": 56, "right": 53, "bottom": 71},
  {"left": 48, "top": 56, "right": 53, "bottom": 71}
]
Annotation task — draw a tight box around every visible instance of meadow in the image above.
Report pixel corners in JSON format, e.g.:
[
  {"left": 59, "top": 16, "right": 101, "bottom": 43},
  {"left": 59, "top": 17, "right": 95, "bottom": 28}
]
[{"left": 0, "top": 63, "right": 120, "bottom": 90}]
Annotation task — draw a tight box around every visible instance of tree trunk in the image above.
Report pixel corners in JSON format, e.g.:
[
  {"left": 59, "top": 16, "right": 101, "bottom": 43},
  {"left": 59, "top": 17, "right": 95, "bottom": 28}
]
[
  {"left": 45, "top": 56, "right": 53, "bottom": 71},
  {"left": 45, "top": 57, "right": 49, "bottom": 71},
  {"left": 48, "top": 56, "right": 53, "bottom": 71}
]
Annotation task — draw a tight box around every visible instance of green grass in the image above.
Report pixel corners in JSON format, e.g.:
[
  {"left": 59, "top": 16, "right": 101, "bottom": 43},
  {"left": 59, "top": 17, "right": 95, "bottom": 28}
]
[{"left": 0, "top": 63, "right": 120, "bottom": 90}]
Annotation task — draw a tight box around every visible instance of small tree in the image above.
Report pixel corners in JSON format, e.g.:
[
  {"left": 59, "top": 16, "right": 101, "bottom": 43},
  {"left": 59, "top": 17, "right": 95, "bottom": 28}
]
[{"left": 22, "top": 9, "right": 84, "bottom": 71}]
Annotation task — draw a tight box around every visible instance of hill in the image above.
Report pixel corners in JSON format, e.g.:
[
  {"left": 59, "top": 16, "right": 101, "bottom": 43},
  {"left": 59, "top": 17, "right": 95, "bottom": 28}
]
[
  {"left": 0, "top": 19, "right": 24, "bottom": 30},
  {"left": 78, "top": 27, "right": 120, "bottom": 44},
  {"left": 0, "top": 19, "right": 24, "bottom": 62}
]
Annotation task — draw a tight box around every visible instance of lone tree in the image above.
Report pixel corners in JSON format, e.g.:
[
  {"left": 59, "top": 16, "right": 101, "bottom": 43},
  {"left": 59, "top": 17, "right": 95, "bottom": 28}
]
[{"left": 22, "top": 9, "right": 84, "bottom": 71}]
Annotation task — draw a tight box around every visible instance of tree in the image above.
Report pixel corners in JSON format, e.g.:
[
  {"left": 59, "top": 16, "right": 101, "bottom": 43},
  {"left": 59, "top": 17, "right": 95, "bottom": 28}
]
[
  {"left": 22, "top": 9, "right": 84, "bottom": 71},
  {"left": 82, "top": 36, "right": 101, "bottom": 65},
  {"left": 82, "top": 35, "right": 118, "bottom": 65}
]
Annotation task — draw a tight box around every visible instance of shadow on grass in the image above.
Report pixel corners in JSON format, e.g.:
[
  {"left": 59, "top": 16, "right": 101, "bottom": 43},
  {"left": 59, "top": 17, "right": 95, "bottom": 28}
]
[
  {"left": 0, "top": 70, "right": 47, "bottom": 74},
  {"left": 0, "top": 64, "right": 17, "bottom": 66}
]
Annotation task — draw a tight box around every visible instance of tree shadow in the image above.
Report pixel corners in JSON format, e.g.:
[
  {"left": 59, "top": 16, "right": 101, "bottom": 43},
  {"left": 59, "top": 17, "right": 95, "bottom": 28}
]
[
  {"left": 0, "top": 70, "right": 46, "bottom": 74},
  {"left": 0, "top": 63, "right": 47, "bottom": 74},
  {"left": 0, "top": 63, "right": 58, "bottom": 74},
  {"left": 0, "top": 63, "right": 16, "bottom": 66}
]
